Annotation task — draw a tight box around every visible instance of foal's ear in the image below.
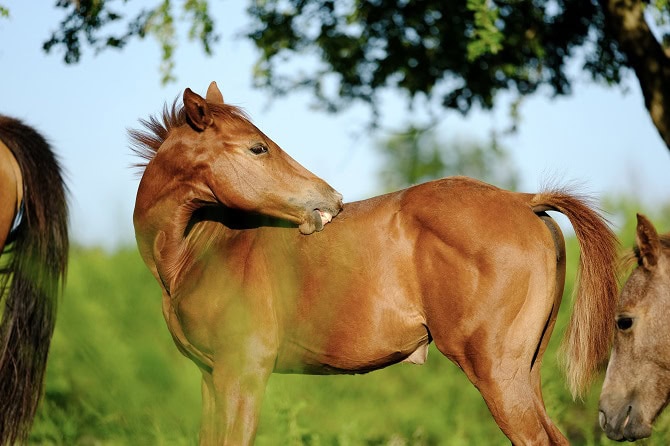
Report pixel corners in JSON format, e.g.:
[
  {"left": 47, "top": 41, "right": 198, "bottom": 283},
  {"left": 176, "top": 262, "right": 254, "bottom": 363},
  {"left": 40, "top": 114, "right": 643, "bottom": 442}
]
[
  {"left": 636, "top": 213, "right": 661, "bottom": 270},
  {"left": 206, "top": 81, "right": 224, "bottom": 105},
  {"left": 183, "top": 88, "right": 214, "bottom": 131}
]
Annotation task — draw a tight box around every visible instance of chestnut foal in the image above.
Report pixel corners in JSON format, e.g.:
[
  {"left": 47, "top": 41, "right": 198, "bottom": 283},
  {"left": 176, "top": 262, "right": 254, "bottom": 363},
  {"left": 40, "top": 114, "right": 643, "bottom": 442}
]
[{"left": 132, "top": 82, "right": 618, "bottom": 445}]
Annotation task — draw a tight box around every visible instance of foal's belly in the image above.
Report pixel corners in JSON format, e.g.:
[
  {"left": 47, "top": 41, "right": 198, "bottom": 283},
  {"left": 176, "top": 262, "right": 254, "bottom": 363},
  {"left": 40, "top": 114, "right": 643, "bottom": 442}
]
[
  {"left": 275, "top": 333, "right": 431, "bottom": 375},
  {"left": 274, "top": 292, "right": 430, "bottom": 375}
]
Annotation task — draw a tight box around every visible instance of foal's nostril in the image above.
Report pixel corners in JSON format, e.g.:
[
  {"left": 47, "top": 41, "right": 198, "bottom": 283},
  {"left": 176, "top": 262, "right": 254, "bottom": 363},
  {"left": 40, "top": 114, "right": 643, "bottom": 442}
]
[
  {"left": 622, "top": 405, "right": 632, "bottom": 430},
  {"left": 599, "top": 411, "right": 607, "bottom": 430}
]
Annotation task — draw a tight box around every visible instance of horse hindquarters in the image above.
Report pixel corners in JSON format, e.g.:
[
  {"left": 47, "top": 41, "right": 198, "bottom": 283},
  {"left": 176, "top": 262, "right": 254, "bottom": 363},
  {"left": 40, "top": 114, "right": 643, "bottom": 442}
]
[{"left": 414, "top": 192, "right": 569, "bottom": 444}]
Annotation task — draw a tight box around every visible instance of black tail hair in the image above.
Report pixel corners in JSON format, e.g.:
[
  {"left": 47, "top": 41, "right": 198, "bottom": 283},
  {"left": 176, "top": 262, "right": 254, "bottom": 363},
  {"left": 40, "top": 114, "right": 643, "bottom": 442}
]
[{"left": 0, "top": 115, "right": 68, "bottom": 445}]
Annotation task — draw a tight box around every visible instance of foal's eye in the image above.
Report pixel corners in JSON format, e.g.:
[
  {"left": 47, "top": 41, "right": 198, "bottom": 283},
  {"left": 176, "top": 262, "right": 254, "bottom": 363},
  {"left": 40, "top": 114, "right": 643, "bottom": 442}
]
[
  {"left": 616, "top": 316, "right": 634, "bottom": 331},
  {"left": 249, "top": 144, "right": 268, "bottom": 155}
]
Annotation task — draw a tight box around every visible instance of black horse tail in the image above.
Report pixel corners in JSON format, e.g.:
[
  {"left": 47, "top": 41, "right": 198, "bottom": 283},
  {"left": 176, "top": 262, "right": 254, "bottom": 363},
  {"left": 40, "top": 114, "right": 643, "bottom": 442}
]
[{"left": 0, "top": 116, "right": 68, "bottom": 445}]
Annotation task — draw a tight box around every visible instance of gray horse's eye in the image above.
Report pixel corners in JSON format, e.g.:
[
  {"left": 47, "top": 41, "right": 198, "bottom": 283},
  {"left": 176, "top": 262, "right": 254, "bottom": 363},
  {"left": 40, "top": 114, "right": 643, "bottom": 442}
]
[{"left": 616, "top": 316, "right": 634, "bottom": 331}]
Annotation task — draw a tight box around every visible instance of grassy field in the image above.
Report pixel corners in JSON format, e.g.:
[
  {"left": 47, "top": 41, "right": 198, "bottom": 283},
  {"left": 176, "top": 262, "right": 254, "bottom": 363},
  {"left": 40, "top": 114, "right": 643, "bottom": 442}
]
[{"left": 26, "top": 202, "right": 670, "bottom": 445}]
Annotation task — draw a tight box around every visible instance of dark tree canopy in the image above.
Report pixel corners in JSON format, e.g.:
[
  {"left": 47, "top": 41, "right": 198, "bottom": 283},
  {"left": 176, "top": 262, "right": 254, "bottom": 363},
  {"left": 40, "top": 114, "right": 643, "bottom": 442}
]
[
  {"left": 245, "top": 0, "right": 670, "bottom": 151},
  {"left": 248, "top": 0, "right": 615, "bottom": 114},
  {"left": 19, "top": 0, "right": 670, "bottom": 150}
]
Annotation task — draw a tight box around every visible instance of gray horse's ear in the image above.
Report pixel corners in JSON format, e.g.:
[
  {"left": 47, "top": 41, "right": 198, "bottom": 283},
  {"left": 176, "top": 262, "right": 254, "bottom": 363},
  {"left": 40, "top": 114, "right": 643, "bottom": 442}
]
[
  {"left": 206, "top": 81, "right": 224, "bottom": 105},
  {"left": 184, "top": 88, "right": 214, "bottom": 131},
  {"left": 636, "top": 213, "right": 661, "bottom": 270}
]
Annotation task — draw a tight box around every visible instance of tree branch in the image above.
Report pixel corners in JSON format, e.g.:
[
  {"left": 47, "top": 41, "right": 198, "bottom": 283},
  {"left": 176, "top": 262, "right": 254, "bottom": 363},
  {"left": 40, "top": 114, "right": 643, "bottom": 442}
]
[{"left": 600, "top": 0, "right": 670, "bottom": 150}]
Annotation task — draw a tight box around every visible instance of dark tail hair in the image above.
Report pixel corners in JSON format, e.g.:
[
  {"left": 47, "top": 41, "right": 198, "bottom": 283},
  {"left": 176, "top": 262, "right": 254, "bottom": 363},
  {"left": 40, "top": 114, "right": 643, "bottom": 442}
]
[
  {"left": 530, "top": 190, "right": 619, "bottom": 399},
  {"left": 0, "top": 116, "right": 68, "bottom": 445}
]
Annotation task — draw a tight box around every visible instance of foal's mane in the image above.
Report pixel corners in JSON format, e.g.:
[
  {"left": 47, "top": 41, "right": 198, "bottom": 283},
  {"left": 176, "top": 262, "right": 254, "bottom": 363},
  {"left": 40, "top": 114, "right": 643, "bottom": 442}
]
[{"left": 129, "top": 98, "right": 252, "bottom": 173}]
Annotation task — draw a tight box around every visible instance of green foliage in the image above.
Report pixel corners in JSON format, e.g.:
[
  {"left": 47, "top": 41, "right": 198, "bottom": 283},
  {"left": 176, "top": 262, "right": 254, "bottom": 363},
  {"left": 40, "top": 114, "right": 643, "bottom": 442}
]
[
  {"left": 43, "top": 0, "right": 218, "bottom": 85},
  {"left": 0, "top": 5, "right": 8, "bottom": 19},
  {"left": 184, "top": 0, "right": 216, "bottom": 54},
  {"left": 649, "top": 0, "right": 670, "bottom": 41},
  {"left": 246, "top": 0, "right": 621, "bottom": 116},
  {"left": 27, "top": 201, "right": 670, "bottom": 444},
  {"left": 466, "top": 0, "right": 503, "bottom": 61},
  {"left": 147, "top": 0, "right": 177, "bottom": 85},
  {"left": 35, "top": 1, "right": 641, "bottom": 110},
  {"left": 375, "top": 125, "right": 519, "bottom": 192}
]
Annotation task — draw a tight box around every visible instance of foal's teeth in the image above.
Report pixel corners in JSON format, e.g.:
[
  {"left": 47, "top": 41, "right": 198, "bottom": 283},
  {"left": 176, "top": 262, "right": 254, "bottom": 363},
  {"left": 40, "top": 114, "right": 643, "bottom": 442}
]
[{"left": 319, "top": 210, "right": 333, "bottom": 225}]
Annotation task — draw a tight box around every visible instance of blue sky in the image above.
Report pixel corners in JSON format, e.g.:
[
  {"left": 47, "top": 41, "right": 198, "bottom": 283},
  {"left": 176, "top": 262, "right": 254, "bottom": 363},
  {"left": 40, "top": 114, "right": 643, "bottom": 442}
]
[{"left": 1, "top": 2, "right": 669, "bottom": 249}]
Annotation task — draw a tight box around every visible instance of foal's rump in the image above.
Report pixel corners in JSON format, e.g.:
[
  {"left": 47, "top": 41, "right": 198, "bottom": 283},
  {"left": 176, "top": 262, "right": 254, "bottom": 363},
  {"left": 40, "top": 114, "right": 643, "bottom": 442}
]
[
  {"left": 387, "top": 177, "right": 617, "bottom": 397},
  {"left": 400, "top": 177, "right": 565, "bottom": 361},
  {"left": 420, "top": 178, "right": 617, "bottom": 395}
]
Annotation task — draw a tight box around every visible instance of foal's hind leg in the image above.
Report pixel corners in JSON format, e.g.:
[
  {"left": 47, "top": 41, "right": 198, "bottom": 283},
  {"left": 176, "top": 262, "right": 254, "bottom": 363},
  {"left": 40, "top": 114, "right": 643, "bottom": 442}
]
[
  {"left": 457, "top": 295, "right": 569, "bottom": 445},
  {"left": 527, "top": 308, "right": 569, "bottom": 445},
  {"left": 431, "top": 283, "right": 567, "bottom": 443},
  {"left": 529, "top": 361, "right": 569, "bottom": 445},
  {"left": 529, "top": 213, "right": 568, "bottom": 444},
  {"left": 456, "top": 354, "right": 562, "bottom": 445},
  {"left": 527, "top": 272, "right": 568, "bottom": 444}
]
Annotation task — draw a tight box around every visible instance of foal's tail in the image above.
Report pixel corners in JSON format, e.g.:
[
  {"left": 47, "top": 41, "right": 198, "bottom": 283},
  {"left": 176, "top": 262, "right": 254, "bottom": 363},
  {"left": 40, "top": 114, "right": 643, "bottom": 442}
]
[
  {"left": 0, "top": 116, "right": 68, "bottom": 445},
  {"left": 530, "top": 191, "right": 618, "bottom": 399}
]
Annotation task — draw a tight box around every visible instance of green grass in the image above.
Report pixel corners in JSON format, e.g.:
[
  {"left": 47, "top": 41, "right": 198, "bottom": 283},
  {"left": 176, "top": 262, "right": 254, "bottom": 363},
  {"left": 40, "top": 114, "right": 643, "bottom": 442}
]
[
  {"left": 30, "top": 247, "right": 201, "bottom": 445},
  {"left": 26, "top": 203, "right": 670, "bottom": 445}
]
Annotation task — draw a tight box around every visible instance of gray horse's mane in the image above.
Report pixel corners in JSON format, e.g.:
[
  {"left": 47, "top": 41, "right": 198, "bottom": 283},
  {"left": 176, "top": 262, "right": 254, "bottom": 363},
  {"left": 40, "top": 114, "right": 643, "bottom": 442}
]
[{"left": 619, "top": 232, "right": 670, "bottom": 277}]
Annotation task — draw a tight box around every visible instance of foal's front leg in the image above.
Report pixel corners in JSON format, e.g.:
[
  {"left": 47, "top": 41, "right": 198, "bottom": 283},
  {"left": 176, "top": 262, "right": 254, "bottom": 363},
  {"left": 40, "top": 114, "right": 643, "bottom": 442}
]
[{"left": 199, "top": 342, "right": 275, "bottom": 446}]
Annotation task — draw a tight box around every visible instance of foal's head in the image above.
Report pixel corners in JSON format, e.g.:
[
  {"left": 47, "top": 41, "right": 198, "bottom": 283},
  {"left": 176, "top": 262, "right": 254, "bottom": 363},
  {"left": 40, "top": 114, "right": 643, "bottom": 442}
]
[
  {"left": 134, "top": 82, "right": 343, "bottom": 234},
  {"left": 599, "top": 214, "right": 670, "bottom": 441}
]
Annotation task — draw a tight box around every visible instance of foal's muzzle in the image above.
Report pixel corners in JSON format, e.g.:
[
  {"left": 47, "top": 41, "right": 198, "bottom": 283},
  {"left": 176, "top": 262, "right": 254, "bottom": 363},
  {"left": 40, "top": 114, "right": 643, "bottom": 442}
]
[{"left": 298, "top": 189, "right": 343, "bottom": 235}]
